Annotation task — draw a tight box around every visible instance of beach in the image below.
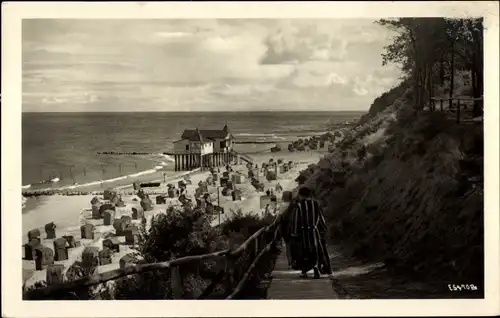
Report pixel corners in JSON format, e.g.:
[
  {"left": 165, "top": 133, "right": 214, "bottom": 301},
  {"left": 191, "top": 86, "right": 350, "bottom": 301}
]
[{"left": 22, "top": 146, "right": 329, "bottom": 288}]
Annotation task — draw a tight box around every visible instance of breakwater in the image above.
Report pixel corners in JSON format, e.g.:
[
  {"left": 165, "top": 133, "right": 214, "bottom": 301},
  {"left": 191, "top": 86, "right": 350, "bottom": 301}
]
[
  {"left": 21, "top": 189, "right": 170, "bottom": 198},
  {"left": 233, "top": 141, "right": 278, "bottom": 144}
]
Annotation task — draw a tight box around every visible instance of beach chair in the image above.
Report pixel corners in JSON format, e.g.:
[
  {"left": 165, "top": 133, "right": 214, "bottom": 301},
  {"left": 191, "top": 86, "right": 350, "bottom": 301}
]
[
  {"left": 44, "top": 222, "right": 57, "bottom": 239},
  {"left": 103, "top": 237, "right": 121, "bottom": 253},
  {"left": 124, "top": 225, "right": 140, "bottom": 245},
  {"left": 53, "top": 238, "right": 68, "bottom": 261},
  {"left": 80, "top": 224, "right": 95, "bottom": 240},
  {"left": 24, "top": 239, "right": 42, "bottom": 261},
  {"left": 103, "top": 210, "right": 115, "bottom": 226},
  {"left": 62, "top": 235, "right": 77, "bottom": 248},
  {"left": 98, "top": 248, "right": 113, "bottom": 265},
  {"left": 82, "top": 246, "right": 99, "bottom": 268},
  {"left": 46, "top": 264, "right": 65, "bottom": 286},
  {"left": 132, "top": 206, "right": 144, "bottom": 220},
  {"left": 113, "top": 219, "right": 127, "bottom": 236},
  {"left": 27, "top": 228, "right": 41, "bottom": 241},
  {"left": 35, "top": 247, "right": 54, "bottom": 271},
  {"left": 120, "top": 253, "right": 138, "bottom": 269}
]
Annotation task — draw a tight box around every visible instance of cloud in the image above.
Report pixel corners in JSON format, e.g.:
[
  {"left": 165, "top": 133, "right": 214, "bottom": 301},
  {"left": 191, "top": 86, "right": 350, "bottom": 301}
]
[
  {"left": 259, "top": 21, "right": 348, "bottom": 65},
  {"left": 22, "top": 19, "right": 401, "bottom": 112}
]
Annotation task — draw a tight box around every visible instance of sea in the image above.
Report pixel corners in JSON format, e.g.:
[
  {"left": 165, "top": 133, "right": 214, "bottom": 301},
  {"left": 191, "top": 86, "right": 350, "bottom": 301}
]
[{"left": 22, "top": 111, "right": 363, "bottom": 191}]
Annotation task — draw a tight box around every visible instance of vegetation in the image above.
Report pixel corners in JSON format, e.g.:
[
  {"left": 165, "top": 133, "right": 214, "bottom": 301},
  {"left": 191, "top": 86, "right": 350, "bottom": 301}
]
[
  {"left": 296, "top": 18, "right": 484, "bottom": 296},
  {"left": 23, "top": 204, "right": 279, "bottom": 300},
  {"left": 377, "top": 18, "right": 483, "bottom": 115}
]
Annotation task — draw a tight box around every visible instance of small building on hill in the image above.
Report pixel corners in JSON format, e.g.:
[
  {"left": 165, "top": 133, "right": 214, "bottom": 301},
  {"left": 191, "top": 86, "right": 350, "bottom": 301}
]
[{"left": 172, "top": 124, "right": 235, "bottom": 171}]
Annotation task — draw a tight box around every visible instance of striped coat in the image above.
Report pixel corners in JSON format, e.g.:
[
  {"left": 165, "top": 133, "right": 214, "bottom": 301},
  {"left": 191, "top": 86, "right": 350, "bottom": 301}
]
[{"left": 285, "top": 198, "right": 332, "bottom": 274}]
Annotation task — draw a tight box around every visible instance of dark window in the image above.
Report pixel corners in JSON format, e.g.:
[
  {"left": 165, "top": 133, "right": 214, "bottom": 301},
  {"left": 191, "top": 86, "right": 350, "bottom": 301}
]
[
  {"left": 185, "top": 145, "right": 189, "bottom": 150},
  {"left": 220, "top": 141, "right": 225, "bottom": 149}
]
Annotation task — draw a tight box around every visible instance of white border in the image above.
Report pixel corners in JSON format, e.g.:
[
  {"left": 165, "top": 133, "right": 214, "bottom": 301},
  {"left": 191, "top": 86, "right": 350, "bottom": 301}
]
[{"left": 2, "top": 1, "right": 499, "bottom": 317}]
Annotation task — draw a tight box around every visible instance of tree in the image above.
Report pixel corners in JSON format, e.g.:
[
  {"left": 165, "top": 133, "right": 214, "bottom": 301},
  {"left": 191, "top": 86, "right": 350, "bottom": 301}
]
[{"left": 377, "top": 18, "right": 484, "bottom": 115}]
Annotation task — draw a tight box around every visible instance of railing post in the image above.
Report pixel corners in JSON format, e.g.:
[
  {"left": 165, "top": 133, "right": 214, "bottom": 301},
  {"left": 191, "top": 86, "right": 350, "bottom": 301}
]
[
  {"left": 224, "top": 256, "right": 235, "bottom": 294},
  {"left": 254, "top": 236, "right": 259, "bottom": 256},
  {"left": 171, "top": 265, "right": 183, "bottom": 299},
  {"left": 456, "top": 99, "right": 461, "bottom": 123},
  {"left": 440, "top": 99, "right": 443, "bottom": 112}
]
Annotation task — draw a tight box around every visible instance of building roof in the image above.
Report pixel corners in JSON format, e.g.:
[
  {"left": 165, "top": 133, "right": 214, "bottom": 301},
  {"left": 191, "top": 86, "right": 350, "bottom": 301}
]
[{"left": 181, "top": 125, "right": 230, "bottom": 141}]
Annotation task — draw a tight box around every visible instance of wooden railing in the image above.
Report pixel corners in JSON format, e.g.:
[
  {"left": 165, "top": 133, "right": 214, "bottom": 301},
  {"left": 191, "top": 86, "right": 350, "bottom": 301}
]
[
  {"left": 24, "top": 204, "right": 290, "bottom": 300},
  {"left": 428, "top": 96, "right": 483, "bottom": 123}
]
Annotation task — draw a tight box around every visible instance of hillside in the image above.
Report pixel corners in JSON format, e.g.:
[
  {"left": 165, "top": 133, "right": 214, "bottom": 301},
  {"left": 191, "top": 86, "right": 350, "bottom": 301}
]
[{"left": 298, "top": 80, "right": 483, "bottom": 295}]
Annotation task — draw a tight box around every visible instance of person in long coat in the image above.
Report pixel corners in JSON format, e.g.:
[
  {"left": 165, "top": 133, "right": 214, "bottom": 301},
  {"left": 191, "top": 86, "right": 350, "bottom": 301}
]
[{"left": 284, "top": 186, "right": 332, "bottom": 278}]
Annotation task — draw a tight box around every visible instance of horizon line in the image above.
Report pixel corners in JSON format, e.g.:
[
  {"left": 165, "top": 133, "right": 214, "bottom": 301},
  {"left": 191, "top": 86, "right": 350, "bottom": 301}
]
[{"left": 22, "top": 110, "right": 367, "bottom": 113}]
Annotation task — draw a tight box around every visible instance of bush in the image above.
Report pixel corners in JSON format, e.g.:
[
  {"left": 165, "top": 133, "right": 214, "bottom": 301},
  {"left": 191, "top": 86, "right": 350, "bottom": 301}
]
[{"left": 110, "top": 205, "right": 279, "bottom": 300}]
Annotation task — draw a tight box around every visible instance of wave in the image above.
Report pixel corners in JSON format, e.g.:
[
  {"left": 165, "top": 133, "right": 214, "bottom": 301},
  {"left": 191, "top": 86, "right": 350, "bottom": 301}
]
[
  {"left": 234, "top": 133, "right": 286, "bottom": 140},
  {"left": 25, "top": 167, "right": 163, "bottom": 192},
  {"left": 22, "top": 184, "right": 32, "bottom": 189},
  {"left": 159, "top": 154, "right": 175, "bottom": 163}
]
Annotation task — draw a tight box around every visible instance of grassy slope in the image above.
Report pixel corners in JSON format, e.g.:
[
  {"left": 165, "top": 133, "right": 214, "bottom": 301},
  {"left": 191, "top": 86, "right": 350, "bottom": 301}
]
[{"left": 300, "top": 84, "right": 484, "bottom": 294}]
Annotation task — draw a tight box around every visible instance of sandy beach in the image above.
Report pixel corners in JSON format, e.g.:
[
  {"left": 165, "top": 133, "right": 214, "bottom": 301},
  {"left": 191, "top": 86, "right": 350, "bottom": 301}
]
[{"left": 22, "top": 147, "right": 328, "bottom": 288}]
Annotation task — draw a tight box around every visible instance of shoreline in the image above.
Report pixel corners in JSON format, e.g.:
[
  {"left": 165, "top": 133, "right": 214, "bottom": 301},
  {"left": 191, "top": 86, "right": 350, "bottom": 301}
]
[
  {"left": 22, "top": 149, "right": 326, "bottom": 288},
  {"left": 20, "top": 127, "right": 348, "bottom": 193}
]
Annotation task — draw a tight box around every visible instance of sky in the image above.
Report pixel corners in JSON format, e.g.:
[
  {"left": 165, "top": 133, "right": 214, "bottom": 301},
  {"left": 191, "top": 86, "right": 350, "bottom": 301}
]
[{"left": 22, "top": 19, "right": 401, "bottom": 112}]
